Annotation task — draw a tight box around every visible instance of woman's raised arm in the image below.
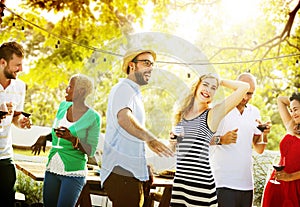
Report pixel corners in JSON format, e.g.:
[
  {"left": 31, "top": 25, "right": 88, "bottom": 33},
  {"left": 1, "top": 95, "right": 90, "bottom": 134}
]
[{"left": 208, "top": 79, "right": 249, "bottom": 132}]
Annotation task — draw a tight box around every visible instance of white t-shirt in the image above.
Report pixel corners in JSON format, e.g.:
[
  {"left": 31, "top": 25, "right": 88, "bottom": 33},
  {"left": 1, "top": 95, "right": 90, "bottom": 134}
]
[
  {"left": 0, "top": 79, "right": 26, "bottom": 160},
  {"left": 210, "top": 105, "right": 261, "bottom": 190}
]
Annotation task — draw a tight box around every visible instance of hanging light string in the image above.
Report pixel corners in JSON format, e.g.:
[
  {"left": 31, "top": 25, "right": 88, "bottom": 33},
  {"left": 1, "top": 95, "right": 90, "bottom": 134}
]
[
  {"left": 2, "top": 4, "right": 122, "bottom": 58},
  {"left": 157, "top": 53, "right": 300, "bottom": 66},
  {"left": 2, "top": 3, "right": 300, "bottom": 66}
]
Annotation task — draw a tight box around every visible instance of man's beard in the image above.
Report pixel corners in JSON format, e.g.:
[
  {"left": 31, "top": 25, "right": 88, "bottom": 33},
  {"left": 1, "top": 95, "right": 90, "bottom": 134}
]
[
  {"left": 134, "top": 71, "right": 148, "bottom": 86},
  {"left": 237, "top": 99, "right": 248, "bottom": 108},
  {"left": 4, "top": 66, "right": 16, "bottom": 79}
]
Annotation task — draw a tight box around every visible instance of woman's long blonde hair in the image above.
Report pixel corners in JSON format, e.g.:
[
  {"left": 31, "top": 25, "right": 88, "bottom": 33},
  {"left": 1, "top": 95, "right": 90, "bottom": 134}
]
[{"left": 173, "top": 73, "right": 220, "bottom": 125}]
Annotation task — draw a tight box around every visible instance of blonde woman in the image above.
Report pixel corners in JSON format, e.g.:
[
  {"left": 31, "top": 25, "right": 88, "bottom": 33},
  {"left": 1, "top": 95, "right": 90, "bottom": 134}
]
[{"left": 170, "top": 73, "right": 249, "bottom": 207}]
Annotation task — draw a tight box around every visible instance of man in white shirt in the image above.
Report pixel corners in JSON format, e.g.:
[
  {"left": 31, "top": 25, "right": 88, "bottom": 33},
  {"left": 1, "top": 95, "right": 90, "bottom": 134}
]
[
  {"left": 101, "top": 48, "right": 173, "bottom": 207},
  {"left": 0, "top": 41, "right": 31, "bottom": 207},
  {"left": 210, "top": 73, "right": 271, "bottom": 207}
]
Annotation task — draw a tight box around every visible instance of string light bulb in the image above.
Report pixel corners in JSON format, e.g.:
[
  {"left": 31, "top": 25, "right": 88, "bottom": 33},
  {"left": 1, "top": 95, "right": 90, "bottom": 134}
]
[
  {"left": 12, "top": 14, "right": 15, "bottom": 26},
  {"left": 0, "top": 1, "right": 5, "bottom": 25},
  {"left": 2, "top": 4, "right": 300, "bottom": 67}
]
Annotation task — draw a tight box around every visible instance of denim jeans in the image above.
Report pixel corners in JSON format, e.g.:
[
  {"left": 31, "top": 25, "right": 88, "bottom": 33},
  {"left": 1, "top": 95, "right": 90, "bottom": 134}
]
[{"left": 43, "top": 171, "right": 86, "bottom": 207}]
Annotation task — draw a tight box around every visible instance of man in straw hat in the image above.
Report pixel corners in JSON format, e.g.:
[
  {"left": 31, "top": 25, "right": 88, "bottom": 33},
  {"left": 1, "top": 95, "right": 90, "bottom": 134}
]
[{"left": 101, "top": 48, "right": 174, "bottom": 207}]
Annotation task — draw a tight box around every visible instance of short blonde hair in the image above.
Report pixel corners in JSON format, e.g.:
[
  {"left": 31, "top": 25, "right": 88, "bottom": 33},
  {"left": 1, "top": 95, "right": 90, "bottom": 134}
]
[{"left": 71, "top": 74, "right": 94, "bottom": 99}]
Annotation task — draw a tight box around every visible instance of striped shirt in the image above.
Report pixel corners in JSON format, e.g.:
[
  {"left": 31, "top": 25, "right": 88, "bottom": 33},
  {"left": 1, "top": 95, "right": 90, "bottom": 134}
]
[
  {"left": 0, "top": 79, "right": 26, "bottom": 160},
  {"left": 171, "top": 110, "right": 217, "bottom": 207}
]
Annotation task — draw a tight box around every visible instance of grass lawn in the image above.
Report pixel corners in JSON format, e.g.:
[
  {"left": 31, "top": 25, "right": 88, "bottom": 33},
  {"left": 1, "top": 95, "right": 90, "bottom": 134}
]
[{"left": 13, "top": 148, "right": 49, "bottom": 157}]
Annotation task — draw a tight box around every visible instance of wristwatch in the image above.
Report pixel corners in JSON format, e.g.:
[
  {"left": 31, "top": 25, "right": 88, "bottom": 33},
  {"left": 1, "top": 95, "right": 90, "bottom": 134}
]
[{"left": 214, "top": 135, "right": 222, "bottom": 145}]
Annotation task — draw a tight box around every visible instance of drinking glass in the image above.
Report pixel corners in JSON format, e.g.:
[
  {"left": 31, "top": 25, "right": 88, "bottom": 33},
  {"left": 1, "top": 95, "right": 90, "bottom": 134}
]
[
  {"left": 0, "top": 102, "right": 8, "bottom": 132},
  {"left": 6, "top": 102, "right": 15, "bottom": 116},
  {"left": 270, "top": 156, "right": 285, "bottom": 184},
  {"left": 21, "top": 111, "right": 32, "bottom": 129},
  {"left": 52, "top": 118, "right": 63, "bottom": 149},
  {"left": 256, "top": 116, "right": 271, "bottom": 144},
  {"left": 21, "top": 111, "right": 31, "bottom": 118},
  {"left": 171, "top": 125, "right": 185, "bottom": 143}
]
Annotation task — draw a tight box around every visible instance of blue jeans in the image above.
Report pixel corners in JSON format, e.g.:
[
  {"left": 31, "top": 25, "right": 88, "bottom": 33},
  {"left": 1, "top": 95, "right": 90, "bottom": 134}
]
[{"left": 43, "top": 171, "right": 86, "bottom": 207}]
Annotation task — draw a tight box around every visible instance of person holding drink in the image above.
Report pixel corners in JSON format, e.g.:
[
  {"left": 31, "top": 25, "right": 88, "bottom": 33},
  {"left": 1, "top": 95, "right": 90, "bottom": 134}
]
[
  {"left": 0, "top": 102, "right": 8, "bottom": 124},
  {"left": 31, "top": 74, "right": 101, "bottom": 207},
  {"left": 0, "top": 41, "right": 31, "bottom": 207},
  {"left": 101, "top": 48, "right": 173, "bottom": 207},
  {"left": 262, "top": 92, "right": 300, "bottom": 207},
  {"left": 170, "top": 73, "right": 249, "bottom": 206},
  {"left": 210, "top": 73, "right": 271, "bottom": 207}
]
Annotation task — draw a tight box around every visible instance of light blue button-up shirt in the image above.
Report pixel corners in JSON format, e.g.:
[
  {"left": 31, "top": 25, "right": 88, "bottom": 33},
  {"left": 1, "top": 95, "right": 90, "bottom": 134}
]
[{"left": 101, "top": 78, "right": 148, "bottom": 186}]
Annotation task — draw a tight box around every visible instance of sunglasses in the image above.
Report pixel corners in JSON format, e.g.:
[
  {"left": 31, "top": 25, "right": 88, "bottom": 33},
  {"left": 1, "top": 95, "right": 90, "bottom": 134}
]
[{"left": 132, "top": 59, "right": 154, "bottom": 67}]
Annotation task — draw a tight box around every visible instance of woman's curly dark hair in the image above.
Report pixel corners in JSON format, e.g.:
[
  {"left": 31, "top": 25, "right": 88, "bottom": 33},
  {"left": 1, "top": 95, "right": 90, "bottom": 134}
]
[{"left": 290, "top": 92, "right": 300, "bottom": 102}]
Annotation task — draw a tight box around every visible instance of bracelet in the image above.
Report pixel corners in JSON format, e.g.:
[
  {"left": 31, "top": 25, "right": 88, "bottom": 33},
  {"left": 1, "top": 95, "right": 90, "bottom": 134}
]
[{"left": 73, "top": 137, "right": 80, "bottom": 149}]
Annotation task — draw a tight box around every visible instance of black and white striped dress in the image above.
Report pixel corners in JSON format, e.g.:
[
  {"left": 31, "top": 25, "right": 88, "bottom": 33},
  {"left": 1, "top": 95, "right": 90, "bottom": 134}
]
[{"left": 170, "top": 110, "right": 218, "bottom": 207}]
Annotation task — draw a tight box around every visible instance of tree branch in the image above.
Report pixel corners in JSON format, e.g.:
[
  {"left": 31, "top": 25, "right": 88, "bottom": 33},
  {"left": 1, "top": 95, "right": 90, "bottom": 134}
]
[{"left": 210, "top": 0, "right": 300, "bottom": 63}]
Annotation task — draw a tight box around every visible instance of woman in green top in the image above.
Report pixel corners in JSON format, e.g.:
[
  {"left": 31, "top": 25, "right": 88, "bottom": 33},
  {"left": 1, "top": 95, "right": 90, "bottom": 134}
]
[{"left": 31, "top": 74, "right": 101, "bottom": 207}]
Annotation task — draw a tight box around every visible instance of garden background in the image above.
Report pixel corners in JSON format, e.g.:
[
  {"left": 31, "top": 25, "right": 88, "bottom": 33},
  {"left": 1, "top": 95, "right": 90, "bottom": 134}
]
[{"left": 0, "top": 0, "right": 299, "bottom": 206}]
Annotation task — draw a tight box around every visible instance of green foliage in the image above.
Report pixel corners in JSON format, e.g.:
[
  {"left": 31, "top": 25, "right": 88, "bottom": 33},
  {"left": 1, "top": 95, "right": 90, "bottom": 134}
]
[
  {"left": 2, "top": 1, "right": 298, "bottom": 207},
  {"left": 143, "top": 87, "right": 175, "bottom": 138},
  {"left": 252, "top": 151, "right": 278, "bottom": 207},
  {"left": 1, "top": 0, "right": 299, "bottom": 147},
  {"left": 15, "top": 172, "right": 43, "bottom": 205},
  {"left": 1, "top": 0, "right": 147, "bottom": 127}
]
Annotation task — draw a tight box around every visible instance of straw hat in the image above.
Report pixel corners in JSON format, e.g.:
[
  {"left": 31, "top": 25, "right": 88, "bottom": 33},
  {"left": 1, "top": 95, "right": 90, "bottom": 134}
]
[{"left": 122, "top": 49, "right": 156, "bottom": 74}]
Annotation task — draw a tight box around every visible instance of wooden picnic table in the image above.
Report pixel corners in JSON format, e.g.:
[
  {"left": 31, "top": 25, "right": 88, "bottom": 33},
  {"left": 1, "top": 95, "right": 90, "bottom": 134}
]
[{"left": 15, "top": 161, "right": 174, "bottom": 207}]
